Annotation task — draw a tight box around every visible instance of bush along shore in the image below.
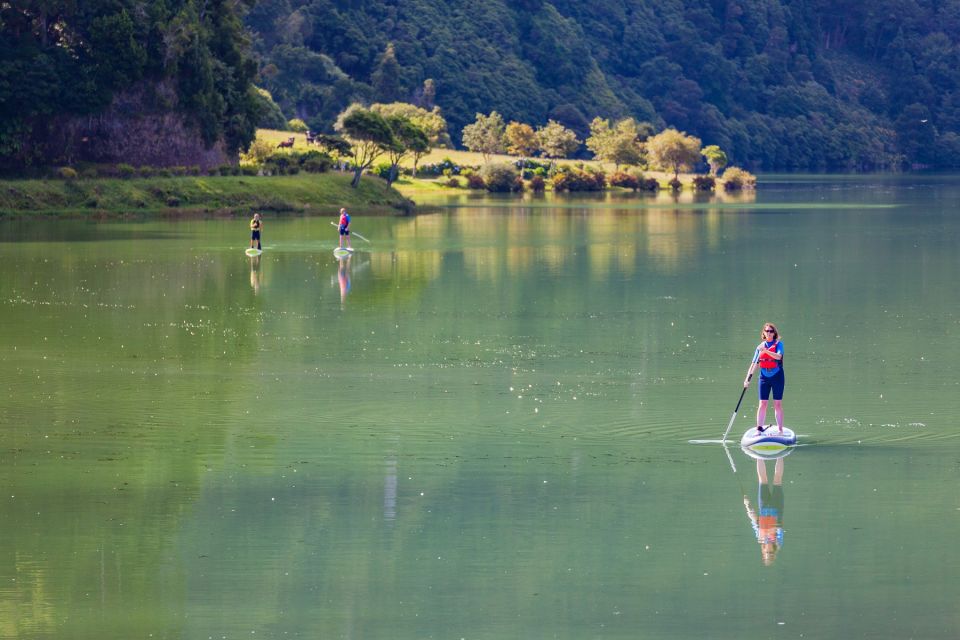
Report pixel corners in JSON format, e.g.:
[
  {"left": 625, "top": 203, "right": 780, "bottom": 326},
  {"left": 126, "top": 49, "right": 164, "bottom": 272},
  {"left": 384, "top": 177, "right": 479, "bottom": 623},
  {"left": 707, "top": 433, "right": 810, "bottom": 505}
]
[{"left": 0, "top": 171, "right": 412, "bottom": 218}]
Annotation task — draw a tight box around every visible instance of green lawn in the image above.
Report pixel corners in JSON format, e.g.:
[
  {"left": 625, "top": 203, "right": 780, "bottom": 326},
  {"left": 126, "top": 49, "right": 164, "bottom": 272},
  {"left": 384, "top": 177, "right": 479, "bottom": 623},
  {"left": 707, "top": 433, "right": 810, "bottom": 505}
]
[{"left": 0, "top": 171, "right": 411, "bottom": 217}]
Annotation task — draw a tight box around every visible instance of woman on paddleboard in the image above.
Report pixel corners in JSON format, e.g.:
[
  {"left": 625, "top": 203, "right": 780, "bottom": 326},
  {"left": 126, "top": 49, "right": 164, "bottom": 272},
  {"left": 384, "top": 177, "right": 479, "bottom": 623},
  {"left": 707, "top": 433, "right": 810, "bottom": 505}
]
[
  {"left": 743, "top": 322, "right": 784, "bottom": 434},
  {"left": 337, "top": 208, "right": 352, "bottom": 250},
  {"left": 249, "top": 212, "right": 262, "bottom": 251}
]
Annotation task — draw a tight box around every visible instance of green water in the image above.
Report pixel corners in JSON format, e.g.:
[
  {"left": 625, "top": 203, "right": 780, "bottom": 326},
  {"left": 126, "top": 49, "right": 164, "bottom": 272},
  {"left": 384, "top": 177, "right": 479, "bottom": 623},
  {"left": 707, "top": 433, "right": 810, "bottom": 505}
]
[{"left": 1, "top": 175, "right": 958, "bottom": 639}]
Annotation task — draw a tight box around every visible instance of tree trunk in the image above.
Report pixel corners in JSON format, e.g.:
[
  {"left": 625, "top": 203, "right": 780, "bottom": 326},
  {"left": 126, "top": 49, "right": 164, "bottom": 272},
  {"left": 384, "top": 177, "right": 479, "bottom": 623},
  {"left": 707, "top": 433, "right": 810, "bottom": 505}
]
[{"left": 351, "top": 167, "right": 363, "bottom": 187}]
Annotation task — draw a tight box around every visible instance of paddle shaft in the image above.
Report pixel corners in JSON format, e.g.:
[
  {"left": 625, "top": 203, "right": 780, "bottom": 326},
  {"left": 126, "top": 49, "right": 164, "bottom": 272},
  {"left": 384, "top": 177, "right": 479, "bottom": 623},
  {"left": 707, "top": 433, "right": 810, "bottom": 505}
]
[
  {"left": 330, "top": 221, "right": 370, "bottom": 243},
  {"left": 722, "top": 372, "right": 752, "bottom": 442}
]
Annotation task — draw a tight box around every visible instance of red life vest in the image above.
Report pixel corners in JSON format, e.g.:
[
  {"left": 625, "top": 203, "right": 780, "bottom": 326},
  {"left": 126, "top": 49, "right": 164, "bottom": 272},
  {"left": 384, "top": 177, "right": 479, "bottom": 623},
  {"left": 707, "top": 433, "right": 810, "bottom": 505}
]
[{"left": 758, "top": 341, "right": 781, "bottom": 369}]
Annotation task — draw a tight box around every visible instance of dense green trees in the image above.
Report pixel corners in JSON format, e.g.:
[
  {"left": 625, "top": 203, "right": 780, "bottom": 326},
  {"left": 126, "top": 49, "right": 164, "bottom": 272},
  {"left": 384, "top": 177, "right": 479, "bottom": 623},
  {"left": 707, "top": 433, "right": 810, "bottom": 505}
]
[
  {"left": 245, "top": 0, "right": 960, "bottom": 170},
  {"left": 1, "top": 0, "right": 261, "bottom": 171}
]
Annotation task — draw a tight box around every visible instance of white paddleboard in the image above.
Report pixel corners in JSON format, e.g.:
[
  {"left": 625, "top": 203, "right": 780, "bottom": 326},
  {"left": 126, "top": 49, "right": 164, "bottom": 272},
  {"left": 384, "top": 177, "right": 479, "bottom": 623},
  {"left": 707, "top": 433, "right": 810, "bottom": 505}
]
[
  {"left": 245, "top": 248, "right": 263, "bottom": 256},
  {"left": 741, "top": 425, "right": 796, "bottom": 449},
  {"left": 333, "top": 247, "right": 355, "bottom": 257}
]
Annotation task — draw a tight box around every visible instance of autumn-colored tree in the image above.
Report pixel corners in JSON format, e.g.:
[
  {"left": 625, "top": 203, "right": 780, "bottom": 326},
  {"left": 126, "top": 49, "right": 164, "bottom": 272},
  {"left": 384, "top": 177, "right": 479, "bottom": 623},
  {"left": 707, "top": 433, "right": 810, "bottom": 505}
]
[
  {"left": 646, "top": 129, "right": 703, "bottom": 179},
  {"left": 504, "top": 122, "right": 537, "bottom": 174}
]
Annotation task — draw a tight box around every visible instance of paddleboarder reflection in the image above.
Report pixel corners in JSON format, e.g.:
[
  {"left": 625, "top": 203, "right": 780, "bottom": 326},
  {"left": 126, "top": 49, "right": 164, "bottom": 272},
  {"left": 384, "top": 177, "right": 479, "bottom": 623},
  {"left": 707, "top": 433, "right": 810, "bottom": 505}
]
[
  {"left": 249, "top": 254, "right": 262, "bottom": 294},
  {"left": 337, "top": 254, "right": 352, "bottom": 306},
  {"left": 743, "top": 456, "right": 785, "bottom": 566}
]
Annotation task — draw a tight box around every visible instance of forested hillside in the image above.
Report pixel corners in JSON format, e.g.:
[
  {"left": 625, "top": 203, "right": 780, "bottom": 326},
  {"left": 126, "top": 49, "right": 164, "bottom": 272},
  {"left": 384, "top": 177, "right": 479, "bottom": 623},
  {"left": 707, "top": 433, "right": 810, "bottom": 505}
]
[
  {"left": 0, "top": 1, "right": 261, "bottom": 172},
  {"left": 248, "top": 0, "right": 960, "bottom": 170}
]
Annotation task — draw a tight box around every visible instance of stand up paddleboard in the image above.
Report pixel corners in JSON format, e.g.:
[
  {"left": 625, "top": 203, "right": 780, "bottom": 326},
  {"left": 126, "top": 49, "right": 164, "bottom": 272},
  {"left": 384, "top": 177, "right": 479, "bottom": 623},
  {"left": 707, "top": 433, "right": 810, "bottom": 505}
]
[
  {"left": 333, "top": 247, "right": 355, "bottom": 258},
  {"left": 741, "top": 425, "right": 796, "bottom": 450},
  {"left": 740, "top": 444, "right": 794, "bottom": 461},
  {"left": 245, "top": 248, "right": 263, "bottom": 256}
]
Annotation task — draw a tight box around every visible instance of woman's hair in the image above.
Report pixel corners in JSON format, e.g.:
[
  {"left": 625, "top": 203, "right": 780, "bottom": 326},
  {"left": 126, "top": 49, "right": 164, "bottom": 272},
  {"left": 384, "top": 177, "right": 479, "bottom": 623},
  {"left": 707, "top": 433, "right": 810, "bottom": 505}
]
[{"left": 760, "top": 322, "right": 780, "bottom": 341}]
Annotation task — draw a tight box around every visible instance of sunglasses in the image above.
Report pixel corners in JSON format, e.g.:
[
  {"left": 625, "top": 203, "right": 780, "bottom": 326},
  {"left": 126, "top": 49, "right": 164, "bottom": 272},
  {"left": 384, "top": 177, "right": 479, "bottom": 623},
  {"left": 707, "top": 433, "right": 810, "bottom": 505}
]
[{"left": 764, "top": 329, "right": 776, "bottom": 333}]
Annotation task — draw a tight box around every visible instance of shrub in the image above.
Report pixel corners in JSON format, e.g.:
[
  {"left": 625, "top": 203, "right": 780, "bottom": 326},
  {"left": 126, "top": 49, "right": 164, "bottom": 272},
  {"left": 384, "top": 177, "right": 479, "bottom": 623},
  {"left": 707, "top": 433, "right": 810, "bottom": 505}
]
[
  {"left": 446, "top": 177, "right": 461, "bottom": 188},
  {"left": 188, "top": 165, "right": 201, "bottom": 176},
  {"left": 286, "top": 164, "right": 300, "bottom": 175},
  {"left": 641, "top": 177, "right": 660, "bottom": 192},
  {"left": 287, "top": 118, "right": 308, "bottom": 133},
  {"left": 552, "top": 167, "right": 605, "bottom": 192},
  {"left": 302, "top": 155, "right": 332, "bottom": 173},
  {"left": 171, "top": 166, "right": 188, "bottom": 176},
  {"left": 118, "top": 163, "right": 136, "bottom": 179},
  {"left": 217, "top": 165, "right": 234, "bottom": 176},
  {"left": 669, "top": 177, "right": 683, "bottom": 192},
  {"left": 165, "top": 196, "right": 180, "bottom": 207},
  {"left": 722, "top": 167, "right": 757, "bottom": 191},
  {"left": 244, "top": 138, "right": 275, "bottom": 164},
  {"left": 692, "top": 175, "right": 716, "bottom": 191},
  {"left": 57, "top": 167, "right": 78, "bottom": 180},
  {"left": 609, "top": 170, "right": 639, "bottom": 190},
  {"left": 265, "top": 153, "right": 294, "bottom": 171},
  {"left": 482, "top": 163, "right": 519, "bottom": 192},
  {"left": 80, "top": 167, "right": 99, "bottom": 179},
  {"left": 467, "top": 173, "right": 486, "bottom": 189},
  {"left": 513, "top": 176, "right": 525, "bottom": 192},
  {"left": 157, "top": 168, "right": 173, "bottom": 178},
  {"left": 529, "top": 175, "right": 546, "bottom": 192},
  {"left": 241, "top": 165, "right": 258, "bottom": 176},
  {"left": 137, "top": 166, "right": 155, "bottom": 178}
]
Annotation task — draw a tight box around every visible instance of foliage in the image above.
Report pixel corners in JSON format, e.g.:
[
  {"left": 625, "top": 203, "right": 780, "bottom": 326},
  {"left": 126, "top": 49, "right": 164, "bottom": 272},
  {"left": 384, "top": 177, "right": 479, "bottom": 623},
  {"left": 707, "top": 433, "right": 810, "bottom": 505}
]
[
  {"left": 552, "top": 166, "right": 605, "bottom": 192},
  {"left": 1, "top": 0, "right": 260, "bottom": 172},
  {"left": 722, "top": 167, "right": 757, "bottom": 191},
  {"left": 586, "top": 117, "right": 651, "bottom": 168},
  {"left": 608, "top": 170, "right": 640, "bottom": 190},
  {"left": 701, "top": 145, "right": 728, "bottom": 176},
  {"left": 536, "top": 120, "right": 580, "bottom": 160},
  {"left": 505, "top": 122, "right": 538, "bottom": 170},
  {"left": 529, "top": 175, "right": 546, "bottom": 192},
  {"left": 312, "top": 134, "right": 353, "bottom": 157},
  {"left": 692, "top": 175, "right": 716, "bottom": 191},
  {"left": 466, "top": 173, "right": 486, "bottom": 189},
  {"left": 243, "top": 139, "right": 276, "bottom": 165},
  {"left": 481, "top": 163, "right": 521, "bottom": 192},
  {"left": 335, "top": 104, "right": 395, "bottom": 187},
  {"left": 462, "top": 112, "right": 506, "bottom": 162},
  {"left": 380, "top": 115, "right": 429, "bottom": 185},
  {"left": 647, "top": 129, "right": 703, "bottom": 179},
  {"left": 287, "top": 119, "right": 309, "bottom": 133},
  {"left": 253, "top": 87, "right": 287, "bottom": 130},
  {"left": 242, "top": 0, "right": 960, "bottom": 169}
]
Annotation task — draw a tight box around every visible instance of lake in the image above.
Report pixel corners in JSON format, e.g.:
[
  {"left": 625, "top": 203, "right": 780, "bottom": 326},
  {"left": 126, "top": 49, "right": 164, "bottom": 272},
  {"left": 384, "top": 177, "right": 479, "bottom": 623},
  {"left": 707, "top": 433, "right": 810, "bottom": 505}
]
[{"left": 1, "top": 175, "right": 958, "bottom": 639}]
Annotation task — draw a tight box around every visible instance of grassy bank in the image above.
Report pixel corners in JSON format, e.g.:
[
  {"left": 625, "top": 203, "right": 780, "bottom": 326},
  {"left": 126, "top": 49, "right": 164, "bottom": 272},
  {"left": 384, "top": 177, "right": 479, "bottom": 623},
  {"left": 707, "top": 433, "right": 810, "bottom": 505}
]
[{"left": 0, "top": 171, "right": 412, "bottom": 218}]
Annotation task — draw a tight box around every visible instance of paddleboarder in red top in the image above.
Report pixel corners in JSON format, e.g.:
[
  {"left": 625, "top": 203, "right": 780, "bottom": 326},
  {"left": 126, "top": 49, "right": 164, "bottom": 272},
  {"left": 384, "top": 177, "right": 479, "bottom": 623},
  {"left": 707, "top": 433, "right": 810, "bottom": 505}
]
[
  {"left": 337, "top": 208, "right": 352, "bottom": 250},
  {"left": 743, "top": 322, "right": 784, "bottom": 434}
]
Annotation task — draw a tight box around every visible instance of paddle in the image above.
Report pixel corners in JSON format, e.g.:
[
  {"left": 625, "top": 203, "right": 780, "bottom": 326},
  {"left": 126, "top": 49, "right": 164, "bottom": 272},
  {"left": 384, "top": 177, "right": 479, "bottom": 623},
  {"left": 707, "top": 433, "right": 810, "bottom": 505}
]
[
  {"left": 722, "top": 372, "right": 752, "bottom": 444},
  {"left": 330, "top": 221, "right": 371, "bottom": 243}
]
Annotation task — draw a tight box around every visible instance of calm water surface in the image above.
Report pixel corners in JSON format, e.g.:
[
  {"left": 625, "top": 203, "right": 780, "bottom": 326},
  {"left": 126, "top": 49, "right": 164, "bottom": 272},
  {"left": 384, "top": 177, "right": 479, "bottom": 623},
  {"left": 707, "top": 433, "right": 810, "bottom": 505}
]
[{"left": 1, "top": 175, "right": 959, "bottom": 639}]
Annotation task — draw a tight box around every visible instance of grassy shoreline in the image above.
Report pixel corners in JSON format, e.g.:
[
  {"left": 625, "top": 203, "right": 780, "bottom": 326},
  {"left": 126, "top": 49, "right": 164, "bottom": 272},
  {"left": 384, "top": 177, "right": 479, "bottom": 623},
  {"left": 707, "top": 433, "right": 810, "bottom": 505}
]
[{"left": 0, "top": 171, "right": 412, "bottom": 218}]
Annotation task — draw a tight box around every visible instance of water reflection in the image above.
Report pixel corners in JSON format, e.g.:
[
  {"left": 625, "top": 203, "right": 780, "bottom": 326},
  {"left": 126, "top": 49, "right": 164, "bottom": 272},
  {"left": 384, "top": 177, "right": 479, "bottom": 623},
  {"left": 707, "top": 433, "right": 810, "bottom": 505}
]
[
  {"left": 248, "top": 254, "right": 262, "bottom": 294},
  {"left": 742, "top": 454, "right": 788, "bottom": 566},
  {"left": 336, "top": 254, "right": 352, "bottom": 307}
]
